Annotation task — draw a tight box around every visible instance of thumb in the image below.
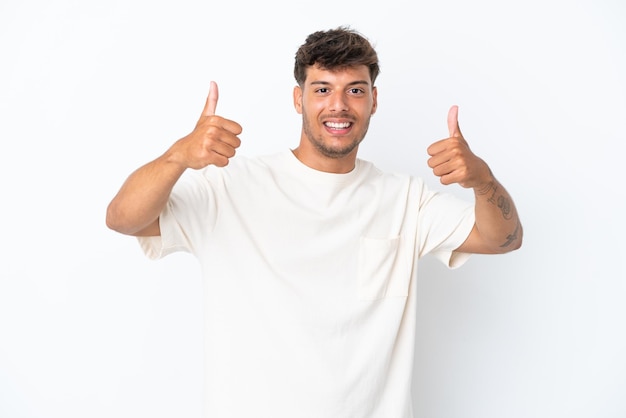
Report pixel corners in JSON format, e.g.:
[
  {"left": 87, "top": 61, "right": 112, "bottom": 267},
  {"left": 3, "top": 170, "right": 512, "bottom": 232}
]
[
  {"left": 201, "top": 81, "right": 219, "bottom": 117},
  {"left": 447, "top": 105, "right": 462, "bottom": 138}
]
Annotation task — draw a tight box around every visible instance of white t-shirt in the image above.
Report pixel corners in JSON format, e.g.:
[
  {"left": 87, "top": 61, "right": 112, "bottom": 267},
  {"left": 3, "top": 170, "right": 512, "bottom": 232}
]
[{"left": 139, "top": 150, "right": 475, "bottom": 418}]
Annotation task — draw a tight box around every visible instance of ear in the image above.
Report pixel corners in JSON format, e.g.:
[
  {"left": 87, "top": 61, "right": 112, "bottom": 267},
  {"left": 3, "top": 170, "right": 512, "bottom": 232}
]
[
  {"left": 293, "top": 85, "right": 303, "bottom": 114},
  {"left": 371, "top": 86, "right": 378, "bottom": 115}
]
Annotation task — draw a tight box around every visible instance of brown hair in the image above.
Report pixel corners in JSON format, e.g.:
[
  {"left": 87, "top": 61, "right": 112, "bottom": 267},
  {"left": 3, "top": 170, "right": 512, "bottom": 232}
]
[{"left": 294, "top": 26, "right": 380, "bottom": 86}]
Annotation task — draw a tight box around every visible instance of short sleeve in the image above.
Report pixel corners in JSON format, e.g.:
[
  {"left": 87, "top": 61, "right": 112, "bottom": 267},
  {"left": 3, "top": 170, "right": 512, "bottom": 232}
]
[
  {"left": 137, "top": 169, "right": 218, "bottom": 260},
  {"left": 137, "top": 201, "right": 193, "bottom": 259},
  {"left": 417, "top": 187, "right": 475, "bottom": 269}
]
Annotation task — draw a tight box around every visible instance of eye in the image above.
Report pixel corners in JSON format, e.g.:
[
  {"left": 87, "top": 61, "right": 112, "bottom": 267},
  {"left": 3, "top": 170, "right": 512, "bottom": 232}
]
[
  {"left": 316, "top": 87, "right": 329, "bottom": 94},
  {"left": 349, "top": 88, "right": 365, "bottom": 95}
]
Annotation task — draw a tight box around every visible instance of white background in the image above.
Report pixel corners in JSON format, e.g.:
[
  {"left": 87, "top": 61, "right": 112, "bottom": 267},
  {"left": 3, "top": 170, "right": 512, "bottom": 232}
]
[{"left": 1, "top": 0, "right": 624, "bottom": 417}]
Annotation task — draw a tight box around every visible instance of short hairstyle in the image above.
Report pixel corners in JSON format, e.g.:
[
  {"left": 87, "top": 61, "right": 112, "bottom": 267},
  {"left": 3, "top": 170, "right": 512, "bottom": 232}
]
[{"left": 294, "top": 26, "right": 380, "bottom": 86}]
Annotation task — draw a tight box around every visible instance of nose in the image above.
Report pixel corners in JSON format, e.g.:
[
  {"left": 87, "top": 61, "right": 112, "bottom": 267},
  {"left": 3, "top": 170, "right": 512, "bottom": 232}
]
[{"left": 329, "top": 91, "right": 349, "bottom": 112}]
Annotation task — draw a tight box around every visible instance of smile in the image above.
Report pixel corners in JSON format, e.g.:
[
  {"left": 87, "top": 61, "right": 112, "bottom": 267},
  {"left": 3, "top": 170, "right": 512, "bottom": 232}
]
[{"left": 324, "top": 121, "right": 352, "bottom": 129}]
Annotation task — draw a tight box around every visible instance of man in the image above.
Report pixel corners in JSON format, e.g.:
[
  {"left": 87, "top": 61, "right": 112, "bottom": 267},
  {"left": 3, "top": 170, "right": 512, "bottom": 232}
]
[{"left": 106, "top": 27, "right": 522, "bottom": 418}]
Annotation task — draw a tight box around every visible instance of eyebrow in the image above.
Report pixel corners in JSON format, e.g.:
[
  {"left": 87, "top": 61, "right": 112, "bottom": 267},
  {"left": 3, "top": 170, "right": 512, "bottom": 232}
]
[{"left": 309, "top": 80, "right": 371, "bottom": 88}]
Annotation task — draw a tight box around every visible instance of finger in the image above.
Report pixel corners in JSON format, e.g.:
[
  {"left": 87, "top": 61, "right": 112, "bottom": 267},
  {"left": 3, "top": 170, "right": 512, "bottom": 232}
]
[
  {"left": 427, "top": 153, "right": 451, "bottom": 169},
  {"left": 426, "top": 138, "right": 447, "bottom": 156},
  {"left": 211, "top": 140, "right": 238, "bottom": 159},
  {"left": 201, "top": 81, "right": 219, "bottom": 117},
  {"left": 447, "top": 105, "right": 462, "bottom": 138}
]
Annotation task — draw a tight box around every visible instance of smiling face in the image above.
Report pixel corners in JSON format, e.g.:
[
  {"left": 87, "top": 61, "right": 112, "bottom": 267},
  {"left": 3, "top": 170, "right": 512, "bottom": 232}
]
[{"left": 292, "top": 64, "right": 378, "bottom": 173}]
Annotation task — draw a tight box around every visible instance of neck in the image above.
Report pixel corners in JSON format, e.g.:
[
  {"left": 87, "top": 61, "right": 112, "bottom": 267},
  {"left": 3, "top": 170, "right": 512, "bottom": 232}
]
[{"left": 291, "top": 146, "right": 358, "bottom": 174}]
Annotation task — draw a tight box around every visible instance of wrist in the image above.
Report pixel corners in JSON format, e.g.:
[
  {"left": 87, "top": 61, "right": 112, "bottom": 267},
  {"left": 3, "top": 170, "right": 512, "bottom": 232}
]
[
  {"left": 163, "top": 140, "right": 191, "bottom": 171},
  {"left": 474, "top": 178, "right": 496, "bottom": 196},
  {"left": 473, "top": 168, "right": 496, "bottom": 195}
]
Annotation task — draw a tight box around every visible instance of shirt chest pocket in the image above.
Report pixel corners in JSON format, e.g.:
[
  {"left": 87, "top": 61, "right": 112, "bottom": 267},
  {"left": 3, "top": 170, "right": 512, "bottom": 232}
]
[{"left": 357, "top": 235, "right": 410, "bottom": 300}]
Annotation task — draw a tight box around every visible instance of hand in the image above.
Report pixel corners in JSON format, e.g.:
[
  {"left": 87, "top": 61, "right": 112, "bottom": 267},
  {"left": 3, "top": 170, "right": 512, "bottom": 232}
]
[
  {"left": 426, "top": 105, "right": 492, "bottom": 189},
  {"left": 170, "top": 81, "right": 243, "bottom": 169}
]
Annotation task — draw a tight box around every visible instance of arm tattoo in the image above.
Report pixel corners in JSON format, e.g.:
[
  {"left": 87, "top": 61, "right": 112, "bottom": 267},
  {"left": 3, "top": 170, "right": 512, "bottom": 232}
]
[
  {"left": 497, "top": 196, "right": 513, "bottom": 220},
  {"left": 476, "top": 181, "right": 513, "bottom": 220},
  {"left": 500, "top": 220, "right": 521, "bottom": 248}
]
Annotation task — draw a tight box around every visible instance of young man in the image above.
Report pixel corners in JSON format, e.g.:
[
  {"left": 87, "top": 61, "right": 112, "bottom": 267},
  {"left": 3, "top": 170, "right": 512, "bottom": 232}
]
[{"left": 107, "top": 27, "right": 522, "bottom": 418}]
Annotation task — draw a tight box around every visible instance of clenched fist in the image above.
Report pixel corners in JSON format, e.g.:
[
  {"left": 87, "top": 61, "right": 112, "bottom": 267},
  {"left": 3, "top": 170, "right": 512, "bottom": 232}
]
[
  {"left": 427, "top": 105, "right": 493, "bottom": 190},
  {"left": 170, "top": 81, "right": 243, "bottom": 169}
]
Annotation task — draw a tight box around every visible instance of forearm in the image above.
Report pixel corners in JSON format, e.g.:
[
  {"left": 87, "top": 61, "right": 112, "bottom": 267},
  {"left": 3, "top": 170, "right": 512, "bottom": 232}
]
[
  {"left": 472, "top": 176, "right": 523, "bottom": 253},
  {"left": 106, "top": 151, "right": 186, "bottom": 236}
]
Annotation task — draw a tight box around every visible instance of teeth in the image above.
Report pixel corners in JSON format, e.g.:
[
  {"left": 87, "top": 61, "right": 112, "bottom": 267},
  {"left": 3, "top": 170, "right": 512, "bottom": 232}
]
[{"left": 325, "top": 122, "right": 351, "bottom": 129}]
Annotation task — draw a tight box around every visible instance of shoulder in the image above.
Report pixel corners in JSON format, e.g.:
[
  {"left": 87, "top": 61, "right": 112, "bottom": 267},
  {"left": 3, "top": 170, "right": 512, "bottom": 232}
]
[
  {"left": 197, "top": 151, "right": 282, "bottom": 179},
  {"left": 229, "top": 150, "right": 289, "bottom": 171},
  {"left": 355, "top": 158, "right": 424, "bottom": 188}
]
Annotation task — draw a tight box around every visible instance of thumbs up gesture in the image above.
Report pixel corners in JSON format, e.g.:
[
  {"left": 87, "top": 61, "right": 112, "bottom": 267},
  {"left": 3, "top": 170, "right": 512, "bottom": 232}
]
[
  {"left": 427, "top": 106, "right": 492, "bottom": 189},
  {"left": 171, "top": 81, "right": 243, "bottom": 169}
]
